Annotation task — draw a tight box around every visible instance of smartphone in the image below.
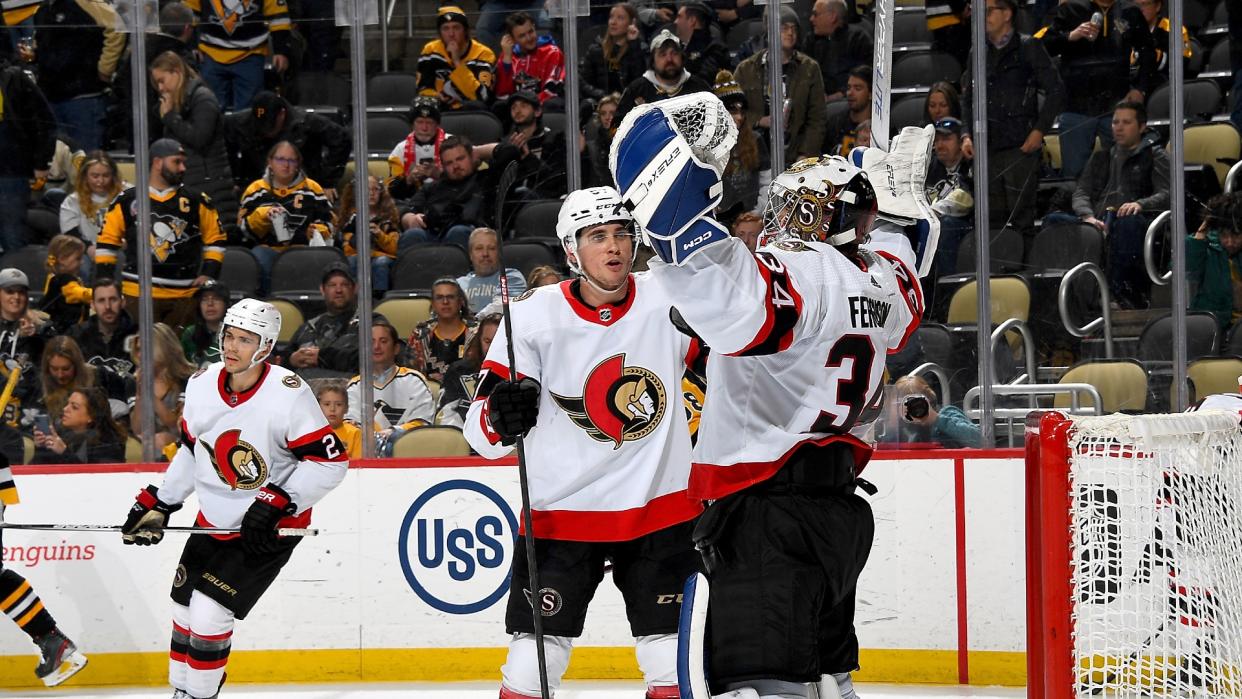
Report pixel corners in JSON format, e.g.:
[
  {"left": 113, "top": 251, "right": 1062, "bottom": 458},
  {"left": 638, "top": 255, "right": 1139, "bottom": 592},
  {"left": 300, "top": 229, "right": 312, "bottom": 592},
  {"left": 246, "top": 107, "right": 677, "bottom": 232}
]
[
  {"left": 33, "top": 414, "right": 50, "bottom": 435},
  {"left": 418, "top": 157, "right": 434, "bottom": 165}
]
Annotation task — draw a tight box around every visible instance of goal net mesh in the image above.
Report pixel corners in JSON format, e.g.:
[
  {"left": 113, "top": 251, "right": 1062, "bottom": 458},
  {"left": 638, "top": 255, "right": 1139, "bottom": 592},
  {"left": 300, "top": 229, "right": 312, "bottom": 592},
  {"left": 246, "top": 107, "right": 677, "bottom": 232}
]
[{"left": 1066, "top": 411, "right": 1242, "bottom": 697}]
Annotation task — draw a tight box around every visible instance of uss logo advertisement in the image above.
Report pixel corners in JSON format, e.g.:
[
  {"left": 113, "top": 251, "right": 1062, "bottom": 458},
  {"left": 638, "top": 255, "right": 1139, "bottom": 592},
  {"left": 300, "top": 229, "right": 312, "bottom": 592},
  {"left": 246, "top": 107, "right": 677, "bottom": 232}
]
[{"left": 398, "top": 479, "right": 519, "bottom": 614}]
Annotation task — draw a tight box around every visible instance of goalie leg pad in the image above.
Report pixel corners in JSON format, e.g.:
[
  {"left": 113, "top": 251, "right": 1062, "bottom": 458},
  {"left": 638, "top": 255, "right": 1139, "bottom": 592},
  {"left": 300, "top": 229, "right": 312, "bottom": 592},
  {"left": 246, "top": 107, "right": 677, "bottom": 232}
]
[
  {"left": 677, "top": 572, "right": 711, "bottom": 699},
  {"left": 501, "top": 632, "right": 574, "bottom": 696}
]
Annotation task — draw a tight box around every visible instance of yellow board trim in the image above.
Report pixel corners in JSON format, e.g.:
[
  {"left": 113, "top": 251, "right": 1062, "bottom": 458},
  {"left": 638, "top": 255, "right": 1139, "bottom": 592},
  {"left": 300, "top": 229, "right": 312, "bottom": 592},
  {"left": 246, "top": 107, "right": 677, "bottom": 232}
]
[{"left": 0, "top": 647, "right": 1028, "bottom": 689}]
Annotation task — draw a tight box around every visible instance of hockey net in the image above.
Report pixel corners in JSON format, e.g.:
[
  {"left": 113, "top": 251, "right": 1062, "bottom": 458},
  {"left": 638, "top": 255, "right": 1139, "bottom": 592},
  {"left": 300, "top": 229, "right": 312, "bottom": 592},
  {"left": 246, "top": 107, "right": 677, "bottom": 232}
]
[{"left": 1026, "top": 411, "right": 1242, "bottom": 698}]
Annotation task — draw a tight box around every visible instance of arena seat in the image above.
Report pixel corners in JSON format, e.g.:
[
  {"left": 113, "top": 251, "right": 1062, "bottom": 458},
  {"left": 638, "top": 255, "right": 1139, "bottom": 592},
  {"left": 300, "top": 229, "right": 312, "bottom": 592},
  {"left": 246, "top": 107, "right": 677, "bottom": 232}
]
[
  {"left": 391, "top": 245, "right": 471, "bottom": 294},
  {"left": 266, "top": 298, "right": 305, "bottom": 343},
  {"left": 270, "top": 247, "right": 348, "bottom": 298},
  {"left": 366, "top": 72, "right": 421, "bottom": 109},
  {"left": 955, "top": 227, "right": 1025, "bottom": 274},
  {"left": 426, "top": 379, "right": 441, "bottom": 404},
  {"left": 441, "top": 111, "right": 504, "bottom": 146},
  {"left": 513, "top": 199, "right": 562, "bottom": 239},
  {"left": 1183, "top": 122, "right": 1241, "bottom": 186},
  {"left": 725, "top": 18, "right": 764, "bottom": 50},
  {"left": 1147, "top": 79, "right": 1222, "bottom": 122},
  {"left": 1, "top": 245, "right": 47, "bottom": 301},
  {"left": 1137, "top": 311, "right": 1220, "bottom": 363},
  {"left": 502, "top": 241, "right": 557, "bottom": 277},
  {"left": 1188, "top": 356, "right": 1242, "bottom": 401},
  {"left": 891, "top": 51, "right": 962, "bottom": 90},
  {"left": 392, "top": 426, "right": 471, "bottom": 458},
  {"left": 893, "top": 10, "right": 932, "bottom": 48},
  {"left": 1026, "top": 222, "right": 1104, "bottom": 273},
  {"left": 124, "top": 436, "right": 142, "bottom": 463},
  {"left": 946, "top": 276, "right": 1031, "bottom": 327},
  {"left": 23, "top": 436, "right": 33, "bottom": 464},
  {"left": 365, "top": 113, "right": 411, "bottom": 156},
  {"left": 1201, "top": 39, "right": 1231, "bottom": 82},
  {"left": 890, "top": 95, "right": 927, "bottom": 133},
  {"left": 1055, "top": 359, "right": 1148, "bottom": 413},
  {"left": 373, "top": 297, "right": 432, "bottom": 339},
  {"left": 293, "top": 71, "right": 351, "bottom": 111},
  {"left": 220, "top": 247, "right": 261, "bottom": 299}
]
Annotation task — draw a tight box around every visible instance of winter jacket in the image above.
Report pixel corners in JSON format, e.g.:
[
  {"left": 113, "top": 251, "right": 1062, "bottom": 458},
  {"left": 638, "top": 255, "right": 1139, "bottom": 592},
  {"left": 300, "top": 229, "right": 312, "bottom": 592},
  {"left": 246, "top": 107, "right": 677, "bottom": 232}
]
[
  {"left": 803, "top": 23, "right": 873, "bottom": 97},
  {"left": 682, "top": 28, "right": 731, "bottom": 85},
  {"left": 225, "top": 107, "right": 353, "bottom": 190},
  {"left": 1036, "top": 0, "right": 1155, "bottom": 115},
  {"left": 283, "top": 307, "right": 365, "bottom": 373},
  {"left": 1071, "top": 138, "right": 1170, "bottom": 219},
  {"left": 961, "top": 32, "right": 1065, "bottom": 152},
  {"left": 0, "top": 62, "right": 55, "bottom": 179},
  {"left": 156, "top": 79, "right": 238, "bottom": 223},
  {"left": 400, "top": 171, "right": 491, "bottom": 234},
  {"left": 68, "top": 311, "right": 136, "bottom": 375},
  {"left": 616, "top": 70, "right": 713, "bottom": 123},
  {"left": 32, "top": 0, "right": 125, "bottom": 102},
  {"left": 735, "top": 50, "right": 826, "bottom": 163},
  {"left": 580, "top": 35, "right": 648, "bottom": 101},
  {"left": 496, "top": 35, "right": 565, "bottom": 105},
  {"left": 1186, "top": 233, "right": 1242, "bottom": 328},
  {"left": 931, "top": 405, "right": 982, "bottom": 448},
  {"left": 491, "top": 123, "right": 569, "bottom": 199}
]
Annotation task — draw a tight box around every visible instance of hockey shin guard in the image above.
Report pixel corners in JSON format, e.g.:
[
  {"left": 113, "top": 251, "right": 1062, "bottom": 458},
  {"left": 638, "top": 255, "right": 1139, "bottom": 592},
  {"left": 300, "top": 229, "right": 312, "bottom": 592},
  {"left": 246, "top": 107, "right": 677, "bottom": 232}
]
[
  {"left": 169, "top": 602, "right": 191, "bottom": 691},
  {"left": 0, "top": 568, "right": 56, "bottom": 639},
  {"left": 186, "top": 591, "right": 234, "bottom": 699}
]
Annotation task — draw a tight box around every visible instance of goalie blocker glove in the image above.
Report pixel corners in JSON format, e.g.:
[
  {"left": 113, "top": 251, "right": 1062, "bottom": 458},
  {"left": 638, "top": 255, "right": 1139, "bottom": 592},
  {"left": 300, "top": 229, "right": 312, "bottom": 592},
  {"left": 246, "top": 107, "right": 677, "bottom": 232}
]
[
  {"left": 487, "top": 378, "right": 540, "bottom": 445},
  {"left": 241, "top": 483, "right": 297, "bottom": 556},
  {"left": 121, "top": 485, "right": 182, "bottom": 545},
  {"left": 610, "top": 93, "right": 737, "bottom": 266}
]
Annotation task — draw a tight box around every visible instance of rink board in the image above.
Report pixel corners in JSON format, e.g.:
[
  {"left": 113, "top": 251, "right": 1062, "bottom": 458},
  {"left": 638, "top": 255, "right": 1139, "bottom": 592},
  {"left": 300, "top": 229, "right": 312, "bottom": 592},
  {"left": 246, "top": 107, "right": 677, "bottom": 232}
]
[{"left": 0, "top": 451, "right": 1026, "bottom": 689}]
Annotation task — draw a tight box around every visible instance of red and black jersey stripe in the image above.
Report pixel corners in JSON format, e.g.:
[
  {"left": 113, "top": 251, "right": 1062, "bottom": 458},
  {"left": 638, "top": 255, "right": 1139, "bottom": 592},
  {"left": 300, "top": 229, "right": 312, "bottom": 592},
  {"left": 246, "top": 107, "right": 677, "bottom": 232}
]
[
  {"left": 876, "top": 251, "right": 924, "bottom": 353},
  {"left": 187, "top": 629, "right": 232, "bottom": 670},
  {"left": 288, "top": 425, "right": 347, "bottom": 463},
  {"left": 730, "top": 251, "right": 804, "bottom": 357}
]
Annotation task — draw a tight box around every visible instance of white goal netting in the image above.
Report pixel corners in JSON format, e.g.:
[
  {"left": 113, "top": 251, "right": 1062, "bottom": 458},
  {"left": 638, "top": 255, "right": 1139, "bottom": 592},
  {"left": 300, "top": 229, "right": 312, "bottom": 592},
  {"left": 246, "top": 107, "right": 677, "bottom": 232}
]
[{"left": 1066, "top": 411, "right": 1242, "bottom": 697}]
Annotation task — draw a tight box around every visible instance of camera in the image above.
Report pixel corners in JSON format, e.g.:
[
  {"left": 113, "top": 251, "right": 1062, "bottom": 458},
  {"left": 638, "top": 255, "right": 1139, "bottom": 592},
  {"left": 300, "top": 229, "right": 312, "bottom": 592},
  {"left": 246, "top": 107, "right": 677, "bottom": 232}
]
[{"left": 902, "top": 394, "right": 931, "bottom": 422}]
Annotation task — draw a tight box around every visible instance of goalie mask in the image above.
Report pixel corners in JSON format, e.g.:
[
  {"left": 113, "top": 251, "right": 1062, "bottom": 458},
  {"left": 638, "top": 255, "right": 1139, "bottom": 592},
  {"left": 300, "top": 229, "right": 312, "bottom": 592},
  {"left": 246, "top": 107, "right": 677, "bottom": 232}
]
[
  {"left": 761, "top": 156, "right": 877, "bottom": 248},
  {"left": 556, "top": 187, "right": 634, "bottom": 277}
]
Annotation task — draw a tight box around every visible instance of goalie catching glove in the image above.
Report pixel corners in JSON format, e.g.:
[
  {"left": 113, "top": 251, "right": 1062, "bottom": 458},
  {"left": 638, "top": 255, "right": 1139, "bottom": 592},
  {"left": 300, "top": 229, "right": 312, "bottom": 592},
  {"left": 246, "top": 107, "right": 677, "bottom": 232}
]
[
  {"left": 121, "top": 484, "right": 182, "bottom": 545},
  {"left": 610, "top": 92, "right": 738, "bottom": 265},
  {"left": 241, "top": 483, "right": 297, "bottom": 556}
]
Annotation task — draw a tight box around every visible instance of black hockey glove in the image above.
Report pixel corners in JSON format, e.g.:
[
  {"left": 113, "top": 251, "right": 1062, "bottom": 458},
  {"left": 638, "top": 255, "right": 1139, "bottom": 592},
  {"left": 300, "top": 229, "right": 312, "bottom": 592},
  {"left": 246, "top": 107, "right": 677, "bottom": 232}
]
[
  {"left": 487, "top": 377, "right": 541, "bottom": 445},
  {"left": 121, "top": 485, "right": 182, "bottom": 546},
  {"left": 241, "top": 483, "right": 297, "bottom": 556}
]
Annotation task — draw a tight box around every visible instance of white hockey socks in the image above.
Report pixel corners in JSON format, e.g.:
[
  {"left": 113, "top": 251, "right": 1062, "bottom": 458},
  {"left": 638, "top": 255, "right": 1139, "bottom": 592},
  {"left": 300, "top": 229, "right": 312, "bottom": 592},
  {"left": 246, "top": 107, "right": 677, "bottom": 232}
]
[
  {"left": 182, "top": 592, "right": 234, "bottom": 699},
  {"left": 500, "top": 632, "right": 574, "bottom": 697}
]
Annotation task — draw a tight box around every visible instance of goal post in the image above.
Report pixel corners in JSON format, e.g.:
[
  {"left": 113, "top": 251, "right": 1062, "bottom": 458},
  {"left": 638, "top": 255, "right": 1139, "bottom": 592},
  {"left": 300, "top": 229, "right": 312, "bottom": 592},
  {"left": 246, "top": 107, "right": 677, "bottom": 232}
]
[{"left": 1025, "top": 410, "right": 1242, "bottom": 698}]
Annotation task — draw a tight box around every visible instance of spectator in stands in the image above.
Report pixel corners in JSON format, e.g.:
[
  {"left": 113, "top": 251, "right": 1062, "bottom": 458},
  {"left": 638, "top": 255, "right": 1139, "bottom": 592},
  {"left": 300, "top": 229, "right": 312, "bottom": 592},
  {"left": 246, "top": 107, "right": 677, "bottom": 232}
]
[
  {"left": 584, "top": 93, "right": 621, "bottom": 188},
  {"left": 823, "top": 64, "right": 870, "bottom": 156},
  {"left": 340, "top": 175, "right": 400, "bottom": 297},
  {"left": 95, "top": 139, "right": 225, "bottom": 329},
  {"left": 729, "top": 211, "right": 762, "bottom": 252},
  {"left": 714, "top": 70, "right": 769, "bottom": 222},
  {"left": 406, "top": 278, "right": 474, "bottom": 382},
  {"left": 711, "top": 0, "right": 761, "bottom": 31},
  {"left": 923, "top": 82, "right": 962, "bottom": 125},
  {"left": 128, "top": 323, "right": 196, "bottom": 457},
  {"left": 110, "top": 2, "right": 198, "bottom": 151},
  {"left": 805, "top": 0, "right": 872, "bottom": 102},
  {"left": 68, "top": 278, "right": 135, "bottom": 375},
  {"left": 149, "top": 51, "right": 238, "bottom": 225},
  {"left": 581, "top": 4, "right": 647, "bottom": 102},
  {"left": 1073, "top": 100, "right": 1169, "bottom": 309},
  {"left": 526, "top": 265, "right": 561, "bottom": 288},
  {"left": 457, "top": 227, "right": 527, "bottom": 311},
  {"left": 184, "top": 0, "right": 291, "bottom": 111},
  {"left": 31, "top": 0, "right": 124, "bottom": 151},
  {"left": 0, "top": 54, "right": 55, "bottom": 254},
  {"left": 38, "top": 235, "right": 92, "bottom": 333},
  {"left": 476, "top": 0, "right": 548, "bottom": 50},
  {"left": 496, "top": 11, "right": 565, "bottom": 112},
  {"left": 1187, "top": 192, "right": 1242, "bottom": 330},
  {"left": 960, "top": 0, "right": 1065, "bottom": 240},
  {"left": 1037, "top": 0, "right": 1155, "bottom": 179},
  {"left": 284, "top": 262, "right": 365, "bottom": 375},
  {"left": 674, "top": 1, "right": 730, "bottom": 84},
  {"left": 387, "top": 98, "right": 450, "bottom": 201},
  {"left": 927, "top": 117, "right": 975, "bottom": 277},
  {"left": 856, "top": 119, "right": 872, "bottom": 147},
  {"left": 39, "top": 138, "right": 86, "bottom": 210},
  {"left": 926, "top": 0, "right": 972, "bottom": 68},
  {"left": 417, "top": 6, "right": 497, "bottom": 111},
  {"left": 226, "top": 91, "right": 351, "bottom": 201},
  {"left": 346, "top": 318, "right": 435, "bottom": 456},
  {"left": 180, "top": 280, "right": 230, "bottom": 367},
  {"left": 876, "top": 375, "right": 982, "bottom": 448},
  {"left": 239, "top": 141, "right": 335, "bottom": 295},
  {"left": 1134, "top": 0, "right": 1191, "bottom": 85},
  {"left": 436, "top": 311, "right": 501, "bottom": 428},
  {"left": 398, "top": 136, "right": 492, "bottom": 250},
  {"left": 60, "top": 152, "right": 125, "bottom": 278},
  {"left": 316, "top": 380, "right": 360, "bottom": 458},
  {"left": 735, "top": 9, "right": 825, "bottom": 164},
  {"left": 488, "top": 91, "right": 570, "bottom": 199},
  {"left": 293, "top": 0, "right": 342, "bottom": 73},
  {"left": 33, "top": 335, "right": 130, "bottom": 427},
  {"left": 616, "top": 30, "right": 713, "bottom": 122},
  {"left": 31, "top": 387, "right": 125, "bottom": 464}
]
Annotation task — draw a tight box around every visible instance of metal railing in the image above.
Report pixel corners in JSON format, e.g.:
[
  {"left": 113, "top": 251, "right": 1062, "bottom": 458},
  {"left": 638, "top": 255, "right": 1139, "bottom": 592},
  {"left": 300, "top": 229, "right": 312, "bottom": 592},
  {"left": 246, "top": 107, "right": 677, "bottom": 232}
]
[
  {"left": 909, "top": 362, "right": 952, "bottom": 408},
  {"left": 1144, "top": 209, "right": 1173, "bottom": 286},
  {"left": 1058, "top": 262, "right": 1114, "bottom": 358},
  {"left": 963, "top": 383, "right": 1103, "bottom": 420},
  {"left": 1227, "top": 160, "right": 1242, "bottom": 194}
]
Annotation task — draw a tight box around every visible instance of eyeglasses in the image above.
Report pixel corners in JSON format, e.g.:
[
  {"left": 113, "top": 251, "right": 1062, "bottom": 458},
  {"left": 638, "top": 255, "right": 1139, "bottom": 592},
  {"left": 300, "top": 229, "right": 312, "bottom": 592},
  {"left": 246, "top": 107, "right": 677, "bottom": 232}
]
[
  {"left": 582, "top": 230, "right": 636, "bottom": 246},
  {"left": 272, "top": 157, "right": 299, "bottom": 166}
]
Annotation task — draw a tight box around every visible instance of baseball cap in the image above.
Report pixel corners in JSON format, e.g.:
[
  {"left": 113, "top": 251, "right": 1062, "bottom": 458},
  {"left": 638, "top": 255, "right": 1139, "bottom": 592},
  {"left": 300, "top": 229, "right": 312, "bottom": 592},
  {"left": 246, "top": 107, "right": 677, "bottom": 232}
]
[
  {"left": 149, "top": 138, "right": 185, "bottom": 159},
  {"left": 194, "top": 279, "right": 231, "bottom": 301},
  {"left": 321, "top": 260, "right": 356, "bottom": 285},
  {"left": 252, "top": 91, "right": 289, "bottom": 132},
  {"left": 650, "top": 29, "right": 682, "bottom": 53},
  {"left": 0, "top": 268, "right": 28, "bottom": 290},
  {"left": 510, "top": 90, "right": 540, "bottom": 108},
  {"left": 934, "top": 117, "right": 964, "bottom": 134}
]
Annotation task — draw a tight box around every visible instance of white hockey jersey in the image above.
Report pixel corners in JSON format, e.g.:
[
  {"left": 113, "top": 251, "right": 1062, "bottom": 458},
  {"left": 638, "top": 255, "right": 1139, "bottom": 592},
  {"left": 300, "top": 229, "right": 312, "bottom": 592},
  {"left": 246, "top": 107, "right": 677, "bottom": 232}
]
[
  {"left": 649, "top": 229, "right": 923, "bottom": 500},
  {"left": 156, "top": 363, "right": 349, "bottom": 538},
  {"left": 345, "top": 366, "right": 435, "bottom": 432},
  {"left": 464, "top": 275, "right": 702, "bottom": 542}
]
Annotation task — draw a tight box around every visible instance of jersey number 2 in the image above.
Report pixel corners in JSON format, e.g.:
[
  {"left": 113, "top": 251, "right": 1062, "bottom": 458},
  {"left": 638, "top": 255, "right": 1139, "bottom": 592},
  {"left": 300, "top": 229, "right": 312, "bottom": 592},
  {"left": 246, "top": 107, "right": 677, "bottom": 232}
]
[{"left": 811, "top": 334, "right": 876, "bottom": 434}]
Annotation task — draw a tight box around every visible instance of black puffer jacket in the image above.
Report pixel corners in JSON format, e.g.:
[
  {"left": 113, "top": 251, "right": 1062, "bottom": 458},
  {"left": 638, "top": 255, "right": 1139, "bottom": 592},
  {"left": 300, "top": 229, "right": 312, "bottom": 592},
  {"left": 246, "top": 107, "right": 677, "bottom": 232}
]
[
  {"left": 156, "top": 79, "right": 239, "bottom": 224},
  {"left": 580, "top": 35, "right": 648, "bottom": 101}
]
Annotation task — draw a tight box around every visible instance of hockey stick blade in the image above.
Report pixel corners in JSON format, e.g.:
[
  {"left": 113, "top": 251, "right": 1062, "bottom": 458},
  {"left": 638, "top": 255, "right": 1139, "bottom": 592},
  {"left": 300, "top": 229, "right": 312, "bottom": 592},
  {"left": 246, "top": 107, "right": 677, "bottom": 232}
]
[{"left": 0, "top": 523, "right": 317, "bottom": 536}]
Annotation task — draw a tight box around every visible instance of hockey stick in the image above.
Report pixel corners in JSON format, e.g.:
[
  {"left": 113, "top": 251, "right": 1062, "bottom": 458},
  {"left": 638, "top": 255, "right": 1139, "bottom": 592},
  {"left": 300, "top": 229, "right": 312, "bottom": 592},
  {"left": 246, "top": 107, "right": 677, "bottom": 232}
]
[
  {"left": 498, "top": 270, "right": 552, "bottom": 699},
  {"left": 0, "top": 523, "right": 317, "bottom": 536}
]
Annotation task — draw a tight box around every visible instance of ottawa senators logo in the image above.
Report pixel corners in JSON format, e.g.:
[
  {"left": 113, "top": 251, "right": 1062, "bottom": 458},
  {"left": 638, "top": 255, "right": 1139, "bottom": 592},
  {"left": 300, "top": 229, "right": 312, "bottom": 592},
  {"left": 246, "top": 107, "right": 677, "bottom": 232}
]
[
  {"left": 551, "top": 354, "right": 666, "bottom": 448},
  {"left": 201, "top": 429, "right": 268, "bottom": 490}
]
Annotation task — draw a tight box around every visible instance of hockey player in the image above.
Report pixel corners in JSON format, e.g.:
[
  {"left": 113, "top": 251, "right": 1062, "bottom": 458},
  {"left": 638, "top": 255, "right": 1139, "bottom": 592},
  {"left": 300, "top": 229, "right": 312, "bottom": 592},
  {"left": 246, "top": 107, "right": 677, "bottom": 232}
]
[
  {"left": 0, "top": 454, "right": 88, "bottom": 687},
  {"left": 463, "top": 186, "right": 704, "bottom": 699},
  {"left": 610, "top": 93, "right": 933, "bottom": 699},
  {"left": 119, "top": 298, "right": 348, "bottom": 699}
]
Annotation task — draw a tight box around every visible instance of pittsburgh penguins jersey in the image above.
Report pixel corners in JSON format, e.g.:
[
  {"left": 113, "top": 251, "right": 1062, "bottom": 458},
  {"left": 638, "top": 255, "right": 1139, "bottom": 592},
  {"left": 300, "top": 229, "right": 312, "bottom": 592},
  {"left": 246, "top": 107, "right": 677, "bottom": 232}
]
[
  {"left": 464, "top": 274, "right": 702, "bottom": 542},
  {"left": 238, "top": 174, "right": 334, "bottom": 248},
  {"left": 96, "top": 186, "right": 225, "bottom": 299},
  {"left": 648, "top": 227, "right": 923, "bottom": 501},
  {"left": 344, "top": 366, "right": 435, "bottom": 433},
  {"left": 183, "top": 0, "right": 292, "bottom": 65},
  {"left": 156, "top": 362, "right": 348, "bottom": 538}
]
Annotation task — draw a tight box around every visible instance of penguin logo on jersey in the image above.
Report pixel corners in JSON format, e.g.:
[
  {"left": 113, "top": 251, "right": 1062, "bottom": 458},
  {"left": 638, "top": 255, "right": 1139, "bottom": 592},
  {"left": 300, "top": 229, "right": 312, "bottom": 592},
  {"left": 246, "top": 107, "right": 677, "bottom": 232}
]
[
  {"left": 202, "top": 429, "right": 268, "bottom": 490},
  {"left": 149, "top": 215, "right": 190, "bottom": 263},
  {"left": 551, "top": 354, "right": 667, "bottom": 448}
]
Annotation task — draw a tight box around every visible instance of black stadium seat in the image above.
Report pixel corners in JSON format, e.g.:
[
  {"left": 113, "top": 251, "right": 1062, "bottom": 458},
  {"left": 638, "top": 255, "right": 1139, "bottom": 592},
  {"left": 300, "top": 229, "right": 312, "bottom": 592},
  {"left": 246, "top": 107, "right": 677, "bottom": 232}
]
[
  {"left": 293, "top": 71, "right": 351, "bottom": 110},
  {"left": 366, "top": 72, "right": 421, "bottom": 108},
  {"left": 269, "top": 247, "right": 347, "bottom": 297},
  {"left": 502, "top": 241, "right": 557, "bottom": 276},
  {"left": 890, "top": 95, "right": 927, "bottom": 133},
  {"left": 365, "top": 113, "right": 410, "bottom": 155},
  {"left": 1137, "top": 312, "right": 1219, "bottom": 363},
  {"left": 1147, "top": 79, "right": 1222, "bottom": 122},
  {"left": 892, "top": 51, "right": 962, "bottom": 90},
  {"left": 220, "top": 247, "right": 261, "bottom": 299},
  {"left": 441, "top": 111, "right": 504, "bottom": 145},
  {"left": 391, "top": 244, "right": 471, "bottom": 294},
  {"left": 0, "top": 245, "right": 47, "bottom": 301},
  {"left": 513, "top": 200, "right": 562, "bottom": 239}
]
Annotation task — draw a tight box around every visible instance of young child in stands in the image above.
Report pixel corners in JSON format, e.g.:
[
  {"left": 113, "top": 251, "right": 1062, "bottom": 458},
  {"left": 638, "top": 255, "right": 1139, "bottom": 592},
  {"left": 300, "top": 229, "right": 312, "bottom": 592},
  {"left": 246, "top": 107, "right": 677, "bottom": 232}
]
[
  {"left": 316, "top": 381, "right": 361, "bottom": 458},
  {"left": 39, "top": 235, "right": 93, "bottom": 333}
]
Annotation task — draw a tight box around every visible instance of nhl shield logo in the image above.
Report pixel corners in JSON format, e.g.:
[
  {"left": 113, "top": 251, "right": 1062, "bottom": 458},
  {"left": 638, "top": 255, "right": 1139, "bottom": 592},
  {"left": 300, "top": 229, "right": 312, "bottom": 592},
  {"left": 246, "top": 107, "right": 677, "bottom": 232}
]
[
  {"left": 551, "top": 354, "right": 667, "bottom": 448},
  {"left": 201, "top": 429, "right": 269, "bottom": 490}
]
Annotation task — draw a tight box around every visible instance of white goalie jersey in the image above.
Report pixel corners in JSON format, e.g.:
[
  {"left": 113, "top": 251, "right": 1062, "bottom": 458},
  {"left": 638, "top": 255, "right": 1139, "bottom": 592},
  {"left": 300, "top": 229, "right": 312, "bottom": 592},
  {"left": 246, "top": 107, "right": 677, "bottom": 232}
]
[
  {"left": 463, "top": 275, "right": 702, "bottom": 542},
  {"left": 156, "top": 363, "right": 349, "bottom": 536},
  {"left": 649, "top": 229, "right": 923, "bottom": 501}
]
